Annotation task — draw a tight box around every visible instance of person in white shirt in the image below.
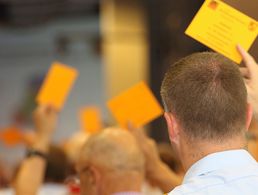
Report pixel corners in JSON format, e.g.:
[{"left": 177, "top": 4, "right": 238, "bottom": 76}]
[
  {"left": 77, "top": 127, "right": 145, "bottom": 195},
  {"left": 160, "top": 47, "right": 258, "bottom": 194},
  {"left": 130, "top": 47, "right": 258, "bottom": 195}
]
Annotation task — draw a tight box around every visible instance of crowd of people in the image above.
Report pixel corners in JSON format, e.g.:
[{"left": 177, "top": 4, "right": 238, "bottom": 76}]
[{"left": 0, "top": 45, "right": 258, "bottom": 195}]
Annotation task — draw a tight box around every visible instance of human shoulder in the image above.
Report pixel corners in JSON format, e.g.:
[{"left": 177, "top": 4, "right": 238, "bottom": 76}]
[
  {"left": 168, "top": 163, "right": 258, "bottom": 195},
  {"left": 168, "top": 176, "right": 221, "bottom": 195}
]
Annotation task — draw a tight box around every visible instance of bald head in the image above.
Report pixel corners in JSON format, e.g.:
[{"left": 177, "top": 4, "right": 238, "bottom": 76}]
[{"left": 79, "top": 127, "right": 145, "bottom": 173}]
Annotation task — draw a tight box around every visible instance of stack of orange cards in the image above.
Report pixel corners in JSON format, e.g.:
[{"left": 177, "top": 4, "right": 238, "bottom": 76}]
[
  {"left": 185, "top": 0, "right": 257, "bottom": 63},
  {"left": 80, "top": 106, "right": 103, "bottom": 134},
  {"left": 36, "top": 62, "right": 78, "bottom": 110},
  {"left": 107, "top": 81, "right": 163, "bottom": 128}
]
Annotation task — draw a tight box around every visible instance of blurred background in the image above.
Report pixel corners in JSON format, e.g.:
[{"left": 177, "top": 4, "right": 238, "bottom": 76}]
[{"left": 0, "top": 0, "right": 257, "bottom": 176}]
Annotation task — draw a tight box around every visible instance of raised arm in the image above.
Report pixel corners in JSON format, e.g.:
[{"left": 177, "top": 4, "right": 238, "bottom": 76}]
[
  {"left": 14, "top": 105, "right": 58, "bottom": 195},
  {"left": 128, "top": 124, "right": 182, "bottom": 193},
  {"left": 237, "top": 45, "right": 258, "bottom": 119}
]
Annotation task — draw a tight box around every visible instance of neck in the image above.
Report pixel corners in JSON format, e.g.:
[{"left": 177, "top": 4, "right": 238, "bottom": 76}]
[
  {"left": 180, "top": 134, "right": 247, "bottom": 171},
  {"left": 101, "top": 171, "right": 143, "bottom": 195}
]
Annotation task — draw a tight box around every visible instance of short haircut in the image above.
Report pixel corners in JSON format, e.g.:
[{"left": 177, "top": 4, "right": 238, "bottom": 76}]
[
  {"left": 80, "top": 128, "right": 144, "bottom": 173},
  {"left": 161, "top": 52, "right": 247, "bottom": 141}
]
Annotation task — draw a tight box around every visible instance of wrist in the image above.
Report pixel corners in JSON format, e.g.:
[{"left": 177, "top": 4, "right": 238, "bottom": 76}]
[
  {"left": 32, "top": 133, "right": 52, "bottom": 153},
  {"left": 36, "top": 126, "right": 53, "bottom": 138},
  {"left": 26, "top": 148, "right": 48, "bottom": 160}
]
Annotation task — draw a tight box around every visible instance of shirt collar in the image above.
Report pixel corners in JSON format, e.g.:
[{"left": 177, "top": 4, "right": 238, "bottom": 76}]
[{"left": 183, "top": 149, "right": 257, "bottom": 183}]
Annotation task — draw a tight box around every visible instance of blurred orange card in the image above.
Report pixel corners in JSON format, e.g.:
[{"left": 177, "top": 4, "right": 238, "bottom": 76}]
[
  {"left": 107, "top": 81, "right": 163, "bottom": 128},
  {"left": 0, "top": 126, "right": 23, "bottom": 146},
  {"left": 36, "top": 62, "right": 78, "bottom": 110},
  {"left": 80, "top": 107, "right": 103, "bottom": 134}
]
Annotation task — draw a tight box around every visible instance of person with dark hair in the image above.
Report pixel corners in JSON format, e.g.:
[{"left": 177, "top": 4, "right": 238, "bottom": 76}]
[
  {"left": 0, "top": 163, "right": 9, "bottom": 189},
  {"left": 131, "top": 47, "right": 258, "bottom": 194},
  {"left": 160, "top": 51, "right": 257, "bottom": 194},
  {"left": 44, "top": 145, "right": 72, "bottom": 183}
]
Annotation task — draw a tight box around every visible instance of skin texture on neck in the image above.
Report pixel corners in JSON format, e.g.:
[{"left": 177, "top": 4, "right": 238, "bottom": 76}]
[
  {"left": 164, "top": 107, "right": 252, "bottom": 172},
  {"left": 179, "top": 133, "right": 247, "bottom": 171},
  {"left": 100, "top": 170, "right": 144, "bottom": 195}
]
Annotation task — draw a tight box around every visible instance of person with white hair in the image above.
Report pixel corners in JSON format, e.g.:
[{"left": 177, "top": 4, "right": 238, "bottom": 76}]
[{"left": 77, "top": 127, "right": 145, "bottom": 195}]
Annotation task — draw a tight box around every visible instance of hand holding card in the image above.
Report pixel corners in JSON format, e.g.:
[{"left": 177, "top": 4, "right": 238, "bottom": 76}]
[
  {"left": 107, "top": 81, "right": 163, "bottom": 128},
  {"left": 185, "top": 0, "right": 257, "bottom": 63},
  {"left": 36, "top": 62, "right": 78, "bottom": 110}
]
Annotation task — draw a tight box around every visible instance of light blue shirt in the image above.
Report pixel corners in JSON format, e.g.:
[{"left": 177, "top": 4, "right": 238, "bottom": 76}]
[{"left": 169, "top": 149, "right": 258, "bottom": 195}]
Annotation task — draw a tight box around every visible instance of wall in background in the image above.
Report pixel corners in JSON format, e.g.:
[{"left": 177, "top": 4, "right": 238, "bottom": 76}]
[{"left": 0, "top": 16, "right": 106, "bottom": 168}]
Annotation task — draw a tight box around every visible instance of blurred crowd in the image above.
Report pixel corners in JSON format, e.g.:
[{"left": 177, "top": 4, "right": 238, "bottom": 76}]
[
  {"left": 0, "top": 46, "right": 258, "bottom": 195},
  {"left": 0, "top": 104, "right": 183, "bottom": 195}
]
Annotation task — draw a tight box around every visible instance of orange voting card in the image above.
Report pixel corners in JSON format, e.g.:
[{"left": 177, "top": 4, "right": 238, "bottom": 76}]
[
  {"left": 107, "top": 81, "right": 163, "bottom": 128},
  {"left": 36, "top": 62, "right": 78, "bottom": 110},
  {"left": 185, "top": 0, "right": 257, "bottom": 63},
  {"left": 0, "top": 126, "right": 23, "bottom": 146},
  {"left": 80, "top": 107, "right": 103, "bottom": 134}
]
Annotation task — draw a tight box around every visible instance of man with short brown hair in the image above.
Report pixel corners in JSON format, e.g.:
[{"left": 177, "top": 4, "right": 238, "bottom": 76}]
[
  {"left": 161, "top": 52, "right": 248, "bottom": 142},
  {"left": 159, "top": 50, "right": 258, "bottom": 194}
]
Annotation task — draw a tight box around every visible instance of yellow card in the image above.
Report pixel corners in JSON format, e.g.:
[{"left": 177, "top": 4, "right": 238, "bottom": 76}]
[
  {"left": 107, "top": 81, "right": 163, "bottom": 128},
  {"left": 36, "top": 62, "right": 78, "bottom": 110},
  {"left": 80, "top": 107, "right": 103, "bottom": 134},
  {"left": 185, "top": 0, "right": 257, "bottom": 63}
]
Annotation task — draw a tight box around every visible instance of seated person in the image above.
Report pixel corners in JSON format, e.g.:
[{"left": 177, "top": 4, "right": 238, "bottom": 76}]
[
  {"left": 77, "top": 127, "right": 145, "bottom": 195},
  {"left": 130, "top": 46, "right": 258, "bottom": 194},
  {"left": 14, "top": 105, "right": 58, "bottom": 195}
]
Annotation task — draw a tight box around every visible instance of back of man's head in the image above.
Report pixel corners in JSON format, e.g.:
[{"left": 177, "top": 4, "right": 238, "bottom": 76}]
[
  {"left": 78, "top": 127, "right": 145, "bottom": 194},
  {"left": 80, "top": 127, "right": 144, "bottom": 172},
  {"left": 161, "top": 52, "right": 247, "bottom": 142}
]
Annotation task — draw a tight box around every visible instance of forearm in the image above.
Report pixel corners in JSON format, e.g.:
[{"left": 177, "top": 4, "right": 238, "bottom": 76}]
[
  {"left": 15, "top": 134, "right": 50, "bottom": 195},
  {"left": 237, "top": 46, "right": 258, "bottom": 120},
  {"left": 149, "top": 161, "right": 183, "bottom": 193}
]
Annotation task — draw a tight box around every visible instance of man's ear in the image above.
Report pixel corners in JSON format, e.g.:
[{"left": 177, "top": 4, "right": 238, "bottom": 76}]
[
  {"left": 246, "top": 103, "right": 253, "bottom": 130},
  {"left": 88, "top": 166, "right": 101, "bottom": 186},
  {"left": 164, "top": 112, "right": 180, "bottom": 144},
  {"left": 80, "top": 165, "right": 101, "bottom": 195}
]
